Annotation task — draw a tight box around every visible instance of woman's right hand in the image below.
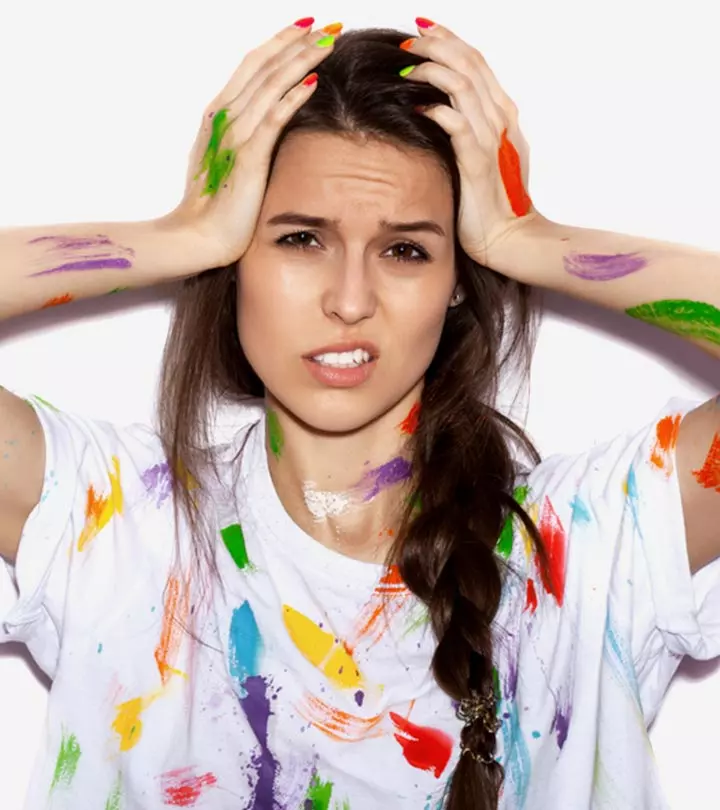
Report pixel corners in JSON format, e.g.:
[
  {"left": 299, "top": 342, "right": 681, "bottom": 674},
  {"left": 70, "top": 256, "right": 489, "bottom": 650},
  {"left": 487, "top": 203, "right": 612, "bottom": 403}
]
[{"left": 170, "top": 20, "right": 336, "bottom": 267}]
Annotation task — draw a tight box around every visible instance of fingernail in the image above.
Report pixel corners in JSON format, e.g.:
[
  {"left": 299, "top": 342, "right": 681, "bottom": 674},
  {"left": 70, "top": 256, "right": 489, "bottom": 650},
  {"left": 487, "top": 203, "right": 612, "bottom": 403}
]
[
  {"left": 316, "top": 34, "right": 336, "bottom": 47},
  {"left": 294, "top": 17, "right": 315, "bottom": 28},
  {"left": 399, "top": 65, "right": 416, "bottom": 77},
  {"left": 399, "top": 38, "right": 416, "bottom": 50},
  {"left": 303, "top": 72, "right": 319, "bottom": 87},
  {"left": 322, "top": 22, "right": 343, "bottom": 35},
  {"left": 416, "top": 17, "right": 436, "bottom": 29}
]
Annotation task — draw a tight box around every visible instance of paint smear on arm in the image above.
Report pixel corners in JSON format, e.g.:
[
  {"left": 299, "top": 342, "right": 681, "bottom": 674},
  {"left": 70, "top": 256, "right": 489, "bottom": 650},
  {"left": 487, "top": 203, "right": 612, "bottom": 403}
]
[
  {"left": 626, "top": 299, "right": 720, "bottom": 346},
  {"left": 28, "top": 234, "right": 135, "bottom": 277},
  {"left": 498, "top": 128, "right": 532, "bottom": 217},
  {"left": 563, "top": 252, "right": 647, "bottom": 281},
  {"left": 692, "top": 432, "right": 720, "bottom": 491}
]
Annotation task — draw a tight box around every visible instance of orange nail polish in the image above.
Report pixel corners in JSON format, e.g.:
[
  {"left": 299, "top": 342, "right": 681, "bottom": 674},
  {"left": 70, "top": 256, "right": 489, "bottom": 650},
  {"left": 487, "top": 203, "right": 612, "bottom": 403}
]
[
  {"left": 416, "top": 17, "right": 435, "bottom": 28},
  {"left": 303, "top": 72, "right": 319, "bottom": 87},
  {"left": 399, "top": 38, "right": 416, "bottom": 50},
  {"left": 322, "top": 22, "right": 343, "bottom": 35},
  {"left": 294, "top": 17, "right": 315, "bottom": 28}
]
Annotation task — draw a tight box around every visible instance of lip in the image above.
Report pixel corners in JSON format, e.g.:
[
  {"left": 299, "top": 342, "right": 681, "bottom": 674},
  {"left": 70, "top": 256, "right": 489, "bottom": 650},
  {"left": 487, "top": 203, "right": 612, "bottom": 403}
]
[{"left": 303, "top": 340, "right": 380, "bottom": 360}]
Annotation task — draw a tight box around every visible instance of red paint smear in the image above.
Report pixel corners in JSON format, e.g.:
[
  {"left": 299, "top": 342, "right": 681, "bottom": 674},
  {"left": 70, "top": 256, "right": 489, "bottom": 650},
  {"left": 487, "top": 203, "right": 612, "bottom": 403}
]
[
  {"left": 41, "top": 293, "right": 73, "bottom": 308},
  {"left": 524, "top": 578, "right": 538, "bottom": 613},
  {"left": 160, "top": 767, "right": 217, "bottom": 807},
  {"left": 154, "top": 573, "right": 191, "bottom": 685},
  {"left": 399, "top": 403, "right": 420, "bottom": 435},
  {"left": 536, "top": 497, "right": 566, "bottom": 606},
  {"left": 649, "top": 414, "right": 682, "bottom": 476},
  {"left": 693, "top": 432, "right": 720, "bottom": 491},
  {"left": 498, "top": 128, "right": 532, "bottom": 217},
  {"left": 389, "top": 712, "right": 453, "bottom": 778}
]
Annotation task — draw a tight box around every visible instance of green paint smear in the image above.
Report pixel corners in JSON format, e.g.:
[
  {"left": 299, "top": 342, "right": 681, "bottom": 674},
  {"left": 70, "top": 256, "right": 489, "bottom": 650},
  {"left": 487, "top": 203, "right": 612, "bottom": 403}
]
[
  {"left": 402, "top": 602, "right": 430, "bottom": 638},
  {"left": 306, "top": 774, "right": 334, "bottom": 810},
  {"left": 495, "top": 484, "right": 530, "bottom": 558},
  {"left": 104, "top": 774, "right": 122, "bottom": 810},
  {"left": 51, "top": 731, "right": 81, "bottom": 790},
  {"left": 31, "top": 394, "right": 59, "bottom": 411},
  {"left": 220, "top": 522, "right": 251, "bottom": 570},
  {"left": 107, "top": 287, "right": 128, "bottom": 295},
  {"left": 195, "top": 108, "right": 237, "bottom": 196},
  {"left": 626, "top": 299, "right": 720, "bottom": 346},
  {"left": 492, "top": 666, "right": 501, "bottom": 701},
  {"left": 267, "top": 410, "right": 284, "bottom": 460}
]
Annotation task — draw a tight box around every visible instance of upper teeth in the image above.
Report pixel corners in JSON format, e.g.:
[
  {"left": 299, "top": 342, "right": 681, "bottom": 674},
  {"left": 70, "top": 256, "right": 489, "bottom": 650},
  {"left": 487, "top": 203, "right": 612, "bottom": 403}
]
[{"left": 313, "top": 349, "right": 371, "bottom": 367}]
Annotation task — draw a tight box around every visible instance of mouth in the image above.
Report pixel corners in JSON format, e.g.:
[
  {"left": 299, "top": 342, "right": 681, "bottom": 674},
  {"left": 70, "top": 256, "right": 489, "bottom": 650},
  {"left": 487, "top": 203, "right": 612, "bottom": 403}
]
[{"left": 304, "top": 342, "right": 379, "bottom": 369}]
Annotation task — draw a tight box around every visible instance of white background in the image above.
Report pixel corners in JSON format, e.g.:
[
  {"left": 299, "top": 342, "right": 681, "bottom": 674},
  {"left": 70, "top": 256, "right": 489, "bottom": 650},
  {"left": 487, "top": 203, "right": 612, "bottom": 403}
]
[{"left": 0, "top": 0, "right": 719, "bottom": 807}]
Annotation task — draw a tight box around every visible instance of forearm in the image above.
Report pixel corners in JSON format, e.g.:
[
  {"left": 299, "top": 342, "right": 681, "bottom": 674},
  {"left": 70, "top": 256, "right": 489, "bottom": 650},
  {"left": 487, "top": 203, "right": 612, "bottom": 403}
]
[
  {"left": 0, "top": 213, "right": 214, "bottom": 321},
  {"left": 494, "top": 215, "right": 720, "bottom": 359}
]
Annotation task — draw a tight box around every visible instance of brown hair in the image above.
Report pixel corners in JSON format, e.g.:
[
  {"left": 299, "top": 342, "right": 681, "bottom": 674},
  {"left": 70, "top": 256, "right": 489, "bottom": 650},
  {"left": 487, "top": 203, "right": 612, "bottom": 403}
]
[{"left": 158, "top": 28, "right": 546, "bottom": 810}]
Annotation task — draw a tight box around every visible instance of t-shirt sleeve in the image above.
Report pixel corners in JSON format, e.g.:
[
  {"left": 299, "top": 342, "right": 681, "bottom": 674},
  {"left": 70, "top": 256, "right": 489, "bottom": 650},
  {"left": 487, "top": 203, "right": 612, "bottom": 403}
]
[
  {"left": 0, "top": 394, "right": 173, "bottom": 678},
  {"left": 511, "top": 397, "right": 720, "bottom": 724}
]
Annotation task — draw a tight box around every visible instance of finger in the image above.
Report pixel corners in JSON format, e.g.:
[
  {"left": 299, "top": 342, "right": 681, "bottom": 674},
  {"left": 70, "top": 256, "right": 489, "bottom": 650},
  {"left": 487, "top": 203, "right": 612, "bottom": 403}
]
[
  {"left": 409, "top": 21, "right": 520, "bottom": 124},
  {"left": 417, "top": 104, "right": 486, "bottom": 169},
  {"left": 402, "top": 61, "right": 503, "bottom": 146}
]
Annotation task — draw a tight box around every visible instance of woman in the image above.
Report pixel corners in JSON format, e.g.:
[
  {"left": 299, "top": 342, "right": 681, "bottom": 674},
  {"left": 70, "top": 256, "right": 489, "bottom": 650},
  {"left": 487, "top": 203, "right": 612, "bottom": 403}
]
[{"left": 0, "top": 17, "right": 718, "bottom": 810}]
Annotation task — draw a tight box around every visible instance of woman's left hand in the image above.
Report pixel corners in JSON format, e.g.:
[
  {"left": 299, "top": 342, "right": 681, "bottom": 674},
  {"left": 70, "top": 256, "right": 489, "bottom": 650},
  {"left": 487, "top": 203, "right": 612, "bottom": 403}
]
[{"left": 400, "top": 20, "right": 540, "bottom": 269}]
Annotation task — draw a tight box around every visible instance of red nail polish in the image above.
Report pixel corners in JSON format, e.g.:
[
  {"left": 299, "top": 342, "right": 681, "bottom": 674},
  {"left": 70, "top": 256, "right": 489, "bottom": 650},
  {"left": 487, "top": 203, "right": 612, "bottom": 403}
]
[
  {"left": 303, "top": 72, "right": 319, "bottom": 87},
  {"left": 399, "top": 38, "right": 416, "bottom": 50},
  {"left": 294, "top": 17, "right": 315, "bottom": 28},
  {"left": 416, "top": 17, "right": 435, "bottom": 29}
]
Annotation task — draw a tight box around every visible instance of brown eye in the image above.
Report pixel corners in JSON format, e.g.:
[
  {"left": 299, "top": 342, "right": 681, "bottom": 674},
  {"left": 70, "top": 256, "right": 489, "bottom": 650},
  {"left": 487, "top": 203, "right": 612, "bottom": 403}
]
[
  {"left": 387, "top": 241, "right": 429, "bottom": 263},
  {"left": 277, "top": 231, "right": 320, "bottom": 248}
]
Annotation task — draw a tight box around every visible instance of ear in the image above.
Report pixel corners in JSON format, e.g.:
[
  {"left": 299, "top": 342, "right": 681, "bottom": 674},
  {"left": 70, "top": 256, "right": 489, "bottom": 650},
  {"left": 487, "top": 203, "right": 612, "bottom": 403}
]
[{"left": 449, "top": 285, "right": 466, "bottom": 308}]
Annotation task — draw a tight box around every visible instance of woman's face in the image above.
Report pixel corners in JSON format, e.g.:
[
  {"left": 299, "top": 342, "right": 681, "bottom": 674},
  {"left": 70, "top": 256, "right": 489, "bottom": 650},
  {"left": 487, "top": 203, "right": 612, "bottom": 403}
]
[{"left": 237, "top": 131, "right": 457, "bottom": 434}]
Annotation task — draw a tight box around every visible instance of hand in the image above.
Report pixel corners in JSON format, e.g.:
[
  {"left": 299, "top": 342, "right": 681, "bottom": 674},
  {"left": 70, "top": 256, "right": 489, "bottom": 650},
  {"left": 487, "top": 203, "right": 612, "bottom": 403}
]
[
  {"left": 169, "top": 20, "right": 337, "bottom": 267},
  {"left": 399, "top": 20, "right": 540, "bottom": 269}
]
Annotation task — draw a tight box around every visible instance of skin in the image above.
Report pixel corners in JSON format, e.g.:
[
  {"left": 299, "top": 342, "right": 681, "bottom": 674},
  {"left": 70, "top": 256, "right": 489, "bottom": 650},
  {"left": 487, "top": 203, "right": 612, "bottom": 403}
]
[{"left": 237, "top": 131, "right": 458, "bottom": 561}]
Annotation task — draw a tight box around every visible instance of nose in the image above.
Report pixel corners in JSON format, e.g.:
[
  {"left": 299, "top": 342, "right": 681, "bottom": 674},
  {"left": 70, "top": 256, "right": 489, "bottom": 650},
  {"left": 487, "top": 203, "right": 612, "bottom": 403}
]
[{"left": 321, "top": 252, "right": 377, "bottom": 325}]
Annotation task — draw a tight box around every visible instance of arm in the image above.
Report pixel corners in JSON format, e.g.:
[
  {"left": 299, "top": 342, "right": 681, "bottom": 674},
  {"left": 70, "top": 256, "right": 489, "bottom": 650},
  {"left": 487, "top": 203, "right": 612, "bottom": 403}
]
[{"left": 491, "top": 218, "right": 720, "bottom": 575}]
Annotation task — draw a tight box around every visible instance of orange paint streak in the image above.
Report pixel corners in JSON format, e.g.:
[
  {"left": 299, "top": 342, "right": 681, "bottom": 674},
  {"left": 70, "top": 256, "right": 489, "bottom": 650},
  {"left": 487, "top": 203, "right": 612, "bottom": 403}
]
[
  {"left": 154, "top": 573, "right": 191, "bottom": 685},
  {"left": 649, "top": 414, "right": 682, "bottom": 476},
  {"left": 524, "top": 578, "right": 538, "bottom": 613},
  {"left": 298, "top": 693, "right": 385, "bottom": 742},
  {"left": 399, "top": 403, "right": 420, "bottom": 435},
  {"left": 77, "top": 456, "right": 123, "bottom": 551},
  {"left": 536, "top": 496, "right": 566, "bottom": 606},
  {"left": 41, "top": 293, "right": 73, "bottom": 308},
  {"left": 350, "top": 565, "right": 410, "bottom": 651},
  {"left": 692, "top": 432, "right": 720, "bottom": 491},
  {"left": 498, "top": 128, "right": 532, "bottom": 217}
]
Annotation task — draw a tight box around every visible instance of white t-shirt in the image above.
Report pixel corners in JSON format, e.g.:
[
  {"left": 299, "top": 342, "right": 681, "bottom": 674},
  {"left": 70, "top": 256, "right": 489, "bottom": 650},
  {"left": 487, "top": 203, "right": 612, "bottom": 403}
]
[{"left": 2, "top": 395, "right": 720, "bottom": 810}]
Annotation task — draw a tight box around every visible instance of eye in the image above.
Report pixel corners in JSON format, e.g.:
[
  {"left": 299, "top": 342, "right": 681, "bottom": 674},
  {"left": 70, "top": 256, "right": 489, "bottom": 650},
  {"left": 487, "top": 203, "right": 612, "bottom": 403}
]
[
  {"left": 275, "top": 231, "right": 430, "bottom": 262},
  {"left": 385, "top": 241, "right": 430, "bottom": 263}
]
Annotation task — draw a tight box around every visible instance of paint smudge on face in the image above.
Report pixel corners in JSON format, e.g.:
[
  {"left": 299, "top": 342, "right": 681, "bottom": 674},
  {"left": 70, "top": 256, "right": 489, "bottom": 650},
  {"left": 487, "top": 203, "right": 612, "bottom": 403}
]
[
  {"left": 350, "top": 565, "right": 411, "bottom": 651},
  {"left": 51, "top": 730, "right": 81, "bottom": 790},
  {"left": 389, "top": 712, "right": 453, "bottom": 778},
  {"left": 159, "top": 766, "right": 218, "bottom": 807},
  {"left": 302, "top": 482, "right": 353, "bottom": 521},
  {"left": 398, "top": 402, "right": 420, "bottom": 435},
  {"left": 27, "top": 234, "right": 135, "bottom": 276},
  {"left": 41, "top": 293, "right": 74, "bottom": 308},
  {"left": 551, "top": 697, "right": 572, "bottom": 749},
  {"left": 195, "top": 108, "right": 237, "bottom": 196},
  {"left": 220, "top": 523, "right": 252, "bottom": 569},
  {"left": 141, "top": 461, "right": 173, "bottom": 507},
  {"left": 524, "top": 578, "right": 538, "bottom": 614},
  {"left": 304, "top": 772, "right": 334, "bottom": 810},
  {"left": 692, "top": 432, "right": 720, "bottom": 491},
  {"left": 649, "top": 414, "right": 682, "bottom": 477},
  {"left": 626, "top": 299, "right": 720, "bottom": 346},
  {"left": 104, "top": 773, "right": 122, "bottom": 810},
  {"left": 112, "top": 690, "right": 162, "bottom": 752},
  {"left": 154, "top": 573, "right": 191, "bottom": 685},
  {"left": 536, "top": 496, "right": 566, "bottom": 606},
  {"left": 239, "top": 675, "right": 279, "bottom": 809},
  {"left": 229, "top": 601, "right": 263, "bottom": 696},
  {"left": 563, "top": 252, "right": 647, "bottom": 281},
  {"left": 298, "top": 693, "right": 384, "bottom": 742},
  {"left": 356, "top": 457, "right": 412, "bottom": 502},
  {"left": 283, "top": 605, "right": 364, "bottom": 688},
  {"left": 498, "top": 128, "right": 532, "bottom": 217},
  {"left": 267, "top": 409, "right": 284, "bottom": 460},
  {"left": 77, "top": 456, "right": 123, "bottom": 551}
]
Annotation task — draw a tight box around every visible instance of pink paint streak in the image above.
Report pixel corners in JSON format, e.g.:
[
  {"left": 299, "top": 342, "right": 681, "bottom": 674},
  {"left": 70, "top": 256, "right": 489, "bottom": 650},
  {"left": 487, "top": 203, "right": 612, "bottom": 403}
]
[{"left": 159, "top": 767, "right": 217, "bottom": 807}]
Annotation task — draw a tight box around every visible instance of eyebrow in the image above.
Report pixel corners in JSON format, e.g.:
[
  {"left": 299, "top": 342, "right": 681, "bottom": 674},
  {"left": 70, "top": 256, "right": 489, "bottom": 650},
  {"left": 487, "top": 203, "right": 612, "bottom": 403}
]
[{"left": 266, "top": 212, "right": 446, "bottom": 238}]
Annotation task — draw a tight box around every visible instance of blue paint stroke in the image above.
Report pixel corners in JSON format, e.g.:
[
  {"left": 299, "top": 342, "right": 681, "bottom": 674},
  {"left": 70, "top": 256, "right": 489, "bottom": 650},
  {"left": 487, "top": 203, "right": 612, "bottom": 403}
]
[
  {"left": 229, "top": 601, "right": 263, "bottom": 698},
  {"left": 570, "top": 495, "right": 591, "bottom": 525},
  {"left": 500, "top": 699, "right": 531, "bottom": 809}
]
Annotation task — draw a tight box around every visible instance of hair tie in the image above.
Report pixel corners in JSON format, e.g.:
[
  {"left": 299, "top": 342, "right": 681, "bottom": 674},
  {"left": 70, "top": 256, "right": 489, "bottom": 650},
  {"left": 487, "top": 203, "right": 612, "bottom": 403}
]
[{"left": 456, "top": 685, "right": 501, "bottom": 764}]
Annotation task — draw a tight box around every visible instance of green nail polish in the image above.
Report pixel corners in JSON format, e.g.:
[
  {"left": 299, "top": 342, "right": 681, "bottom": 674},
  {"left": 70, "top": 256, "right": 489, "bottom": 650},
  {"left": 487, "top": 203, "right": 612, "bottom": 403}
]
[
  {"left": 399, "top": 65, "right": 416, "bottom": 77},
  {"left": 316, "top": 34, "right": 335, "bottom": 47}
]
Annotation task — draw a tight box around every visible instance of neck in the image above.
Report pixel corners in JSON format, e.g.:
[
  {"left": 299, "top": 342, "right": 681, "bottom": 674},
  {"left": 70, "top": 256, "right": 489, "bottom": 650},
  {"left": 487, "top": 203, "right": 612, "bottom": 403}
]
[{"left": 264, "top": 390, "right": 420, "bottom": 564}]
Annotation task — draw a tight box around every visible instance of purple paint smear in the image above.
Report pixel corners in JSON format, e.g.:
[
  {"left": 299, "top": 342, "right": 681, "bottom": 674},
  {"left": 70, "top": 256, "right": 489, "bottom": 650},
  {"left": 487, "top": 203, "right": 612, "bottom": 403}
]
[
  {"left": 563, "top": 252, "right": 647, "bottom": 281},
  {"left": 141, "top": 462, "right": 173, "bottom": 507},
  {"left": 240, "top": 675, "right": 280, "bottom": 810},
  {"left": 551, "top": 698, "right": 572, "bottom": 749},
  {"left": 28, "top": 234, "right": 135, "bottom": 276},
  {"left": 356, "top": 456, "right": 412, "bottom": 502}
]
